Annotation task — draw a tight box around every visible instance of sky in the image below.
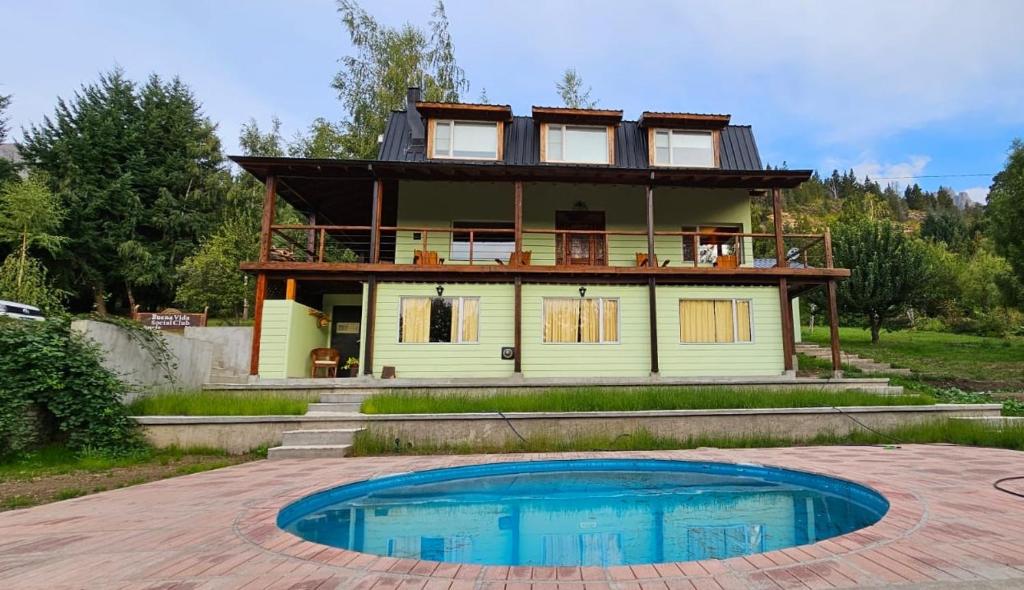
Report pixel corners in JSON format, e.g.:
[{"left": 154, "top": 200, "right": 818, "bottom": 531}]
[{"left": 4, "top": 0, "right": 1023, "bottom": 203}]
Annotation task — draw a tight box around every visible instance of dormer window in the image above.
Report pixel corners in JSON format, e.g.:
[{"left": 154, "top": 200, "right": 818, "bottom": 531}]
[
  {"left": 430, "top": 120, "right": 500, "bottom": 160},
  {"left": 652, "top": 130, "right": 715, "bottom": 168},
  {"left": 543, "top": 124, "right": 612, "bottom": 164}
]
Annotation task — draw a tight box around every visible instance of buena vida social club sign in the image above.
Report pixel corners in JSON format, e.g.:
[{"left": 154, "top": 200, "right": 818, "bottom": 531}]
[{"left": 132, "top": 307, "right": 208, "bottom": 330}]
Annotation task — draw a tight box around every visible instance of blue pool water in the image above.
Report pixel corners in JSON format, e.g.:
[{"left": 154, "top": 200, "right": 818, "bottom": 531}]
[{"left": 278, "top": 459, "right": 888, "bottom": 567}]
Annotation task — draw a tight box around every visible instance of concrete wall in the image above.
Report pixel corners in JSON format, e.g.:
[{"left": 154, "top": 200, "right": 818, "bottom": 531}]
[
  {"left": 258, "top": 300, "right": 329, "bottom": 379},
  {"left": 394, "top": 181, "right": 754, "bottom": 267},
  {"left": 182, "top": 326, "right": 251, "bottom": 377}
]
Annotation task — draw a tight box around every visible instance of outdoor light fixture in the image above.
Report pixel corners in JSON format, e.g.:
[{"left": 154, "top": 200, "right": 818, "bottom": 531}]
[
  {"left": 578, "top": 286, "right": 587, "bottom": 298},
  {"left": 436, "top": 285, "right": 445, "bottom": 297}
]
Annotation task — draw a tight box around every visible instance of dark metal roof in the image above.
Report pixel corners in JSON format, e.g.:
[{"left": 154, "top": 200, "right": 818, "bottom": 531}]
[{"left": 379, "top": 111, "right": 763, "bottom": 171}]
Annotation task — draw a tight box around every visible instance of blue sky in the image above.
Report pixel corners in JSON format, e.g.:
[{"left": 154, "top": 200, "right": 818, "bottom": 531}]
[{"left": 5, "top": 0, "right": 1023, "bottom": 202}]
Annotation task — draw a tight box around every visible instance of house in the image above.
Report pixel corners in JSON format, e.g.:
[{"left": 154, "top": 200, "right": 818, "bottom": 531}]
[{"left": 232, "top": 88, "right": 847, "bottom": 381}]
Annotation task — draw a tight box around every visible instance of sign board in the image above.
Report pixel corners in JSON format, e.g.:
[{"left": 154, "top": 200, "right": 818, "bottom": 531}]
[{"left": 133, "top": 307, "right": 207, "bottom": 331}]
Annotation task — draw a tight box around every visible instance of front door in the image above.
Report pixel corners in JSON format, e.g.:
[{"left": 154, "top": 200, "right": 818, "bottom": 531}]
[
  {"left": 555, "top": 211, "right": 607, "bottom": 265},
  {"left": 329, "top": 305, "right": 362, "bottom": 375}
]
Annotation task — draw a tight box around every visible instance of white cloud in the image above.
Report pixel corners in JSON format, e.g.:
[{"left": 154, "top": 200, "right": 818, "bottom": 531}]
[
  {"left": 851, "top": 155, "right": 931, "bottom": 185},
  {"left": 962, "top": 187, "right": 989, "bottom": 204}
]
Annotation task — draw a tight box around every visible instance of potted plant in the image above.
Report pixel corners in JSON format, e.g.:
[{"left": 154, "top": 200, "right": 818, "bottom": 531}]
[{"left": 344, "top": 357, "right": 360, "bottom": 377}]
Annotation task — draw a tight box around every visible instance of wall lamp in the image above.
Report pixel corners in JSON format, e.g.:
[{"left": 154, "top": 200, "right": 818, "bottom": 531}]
[
  {"left": 436, "top": 285, "right": 445, "bottom": 297},
  {"left": 578, "top": 286, "right": 587, "bottom": 298}
]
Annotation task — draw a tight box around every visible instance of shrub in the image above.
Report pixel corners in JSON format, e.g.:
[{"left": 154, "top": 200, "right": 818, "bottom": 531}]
[{"left": 0, "top": 316, "right": 142, "bottom": 457}]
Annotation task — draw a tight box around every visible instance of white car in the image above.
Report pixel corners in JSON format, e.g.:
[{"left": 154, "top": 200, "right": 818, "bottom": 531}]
[{"left": 0, "top": 300, "right": 45, "bottom": 321}]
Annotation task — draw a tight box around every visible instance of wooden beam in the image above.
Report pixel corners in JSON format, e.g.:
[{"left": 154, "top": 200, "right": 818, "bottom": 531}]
[
  {"left": 363, "top": 276, "right": 377, "bottom": 376},
  {"left": 514, "top": 180, "right": 523, "bottom": 256},
  {"left": 824, "top": 226, "right": 834, "bottom": 268},
  {"left": 369, "top": 180, "right": 383, "bottom": 263},
  {"left": 258, "top": 175, "right": 277, "bottom": 262},
  {"left": 772, "top": 187, "right": 787, "bottom": 268},
  {"left": 779, "top": 277, "right": 794, "bottom": 372},
  {"left": 514, "top": 276, "right": 522, "bottom": 373},
  {"left": 305, "top": 212, "right": 316, "bottom": 262},
  {"left": 648, "top": 276, "right": 659, "bottom": 374},
  {"left": 249, "top": 273, "right": 267, "bottom": 375},
  {"left": 826, "top": 279, "right": 842, "bottom": 377},
  {"left": 285, "top": 278, "right": 297, "bottom": 300},
  {"left": 645, "top": 185, "right": 656, "bottom": 267}
]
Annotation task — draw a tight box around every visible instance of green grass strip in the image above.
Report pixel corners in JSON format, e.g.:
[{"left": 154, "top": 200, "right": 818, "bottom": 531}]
[
  {"left": 361, "top": 386, "right": 932, "bottom": 415},
  {"left": 350, "top": 418, "right": 1024, "bottom": 457},
  {"left": 127, "top": 391, "right": 313, "bottom": 416}
]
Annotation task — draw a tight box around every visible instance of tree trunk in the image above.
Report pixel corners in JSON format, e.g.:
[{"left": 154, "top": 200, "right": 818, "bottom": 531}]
[
  {"left": 16, "top": 231, "right": 28, "bottom": 288},
  {"left": 93, "top": 286, "right": 108, "bottom": 316},
  {"left": 869, "top": 315, "right": 881, "bottom": 344},
  {"left": 125, "top": 283, "right": 136, "bottom": 313}
]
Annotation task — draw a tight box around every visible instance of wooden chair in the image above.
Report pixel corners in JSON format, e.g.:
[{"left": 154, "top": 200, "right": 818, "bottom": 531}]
[
  {"left": 494, "top": 250, "right": 532, "bottom": 266},
  {"left": 714, "top": 254, "right": 739, "bottom": 269},
  {"left": 413, "top": 250, "right": 440, "bottom": 265},
  {"left": 635, "top": 252, "right": 671, "bottom": 267},
  {"left": 310, "top": 348, "right": 341, "bottom": 378}
]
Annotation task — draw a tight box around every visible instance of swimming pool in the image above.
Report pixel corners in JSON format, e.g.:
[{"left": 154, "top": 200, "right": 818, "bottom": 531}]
[{"left": 277, "top": 459, "right": 888, "bottom": 567}]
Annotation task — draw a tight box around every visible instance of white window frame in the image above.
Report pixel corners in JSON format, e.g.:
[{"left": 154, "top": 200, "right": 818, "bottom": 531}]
[
  {"left": 677, "top": 298, "right": 755, "bottom": 345},
  {"left": 652, "top": 129, "right": 715, "bottom": 168},
  {"left": 540, "top": 296, "right": 621, "bottom": 344},
  {"left": 544, "top": 124, "right": 611, "bottom": 164},
  {"left": 398, "top": 295, "right": 480, "bottom": 344},
  {"left": 430, "top": 119, "right": 500, "bottom": 161}
]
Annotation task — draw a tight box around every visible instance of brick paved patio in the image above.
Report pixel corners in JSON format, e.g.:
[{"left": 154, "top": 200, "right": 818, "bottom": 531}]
[{"left": 1, "top": 445, "right": 1024, "bottom": 589}]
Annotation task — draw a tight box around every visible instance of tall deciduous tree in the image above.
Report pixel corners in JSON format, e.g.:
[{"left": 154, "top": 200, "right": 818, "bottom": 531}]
[
  {"left": 987, "top": 139, "right": 1024, "bottom": 285},
  {"left": 0, "top": 176, "right": 65, "bottom": 289},
  {"left": 332, "top": 0, "right": 468, "bottom": 158},
  {"left": 19, "top": 69, "right": 224, "bottom": 313},
  {"left": 831, "top": 219, "right": 929, "bottom": 343},
  {"left": 0, "top": 94, "right": 19, "bottom": 186},
  {"left": 556, "top": 68, "right": 597, "bottom": 109}
]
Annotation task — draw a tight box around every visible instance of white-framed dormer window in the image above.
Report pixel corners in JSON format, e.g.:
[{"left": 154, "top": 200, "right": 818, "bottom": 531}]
[
  {"left": 544, "top": 124, "right": 611, "bottom": 164},
  {"left": 431, "top": 120, "right": 500, "bottom": 160},
  {"left": 653, "top": 130, "right": 715, "bottom": 168}
]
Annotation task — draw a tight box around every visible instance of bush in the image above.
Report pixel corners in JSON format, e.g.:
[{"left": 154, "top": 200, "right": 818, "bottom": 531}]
[{"left": 0, "top": 316, "right": 142, "bottom": 457}]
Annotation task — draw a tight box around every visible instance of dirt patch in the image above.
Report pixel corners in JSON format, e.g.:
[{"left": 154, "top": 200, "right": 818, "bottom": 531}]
[
  {"left": 0, "top": 454, "right": 257, "bottom": 511},
  {"left": 923, "top": 377, "right": 1022, "bottom": 393}
]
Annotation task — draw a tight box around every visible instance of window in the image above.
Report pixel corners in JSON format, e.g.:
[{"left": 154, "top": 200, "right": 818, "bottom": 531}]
[
  {"left": 450, "top": 221, "right": 515, "bottom": 262},
  {"left": 432, "top": 120, "right": 499, "bottom": 160},
  {"left": 682, "top": 225, "right": 743, "bottom": 264},
  {"left": 399, "top": 296, "right": 479, "bottom": 343},
  {"left": 679, "top": 299, "right": 752, "bottom": 343},
  {"left": 543, "top": 297, "right": 619, "bottom": 343},
  {"left": 653, "top": 130, "right": 715, "bottom": 167},
  {"left": 545, "top": 124, "right": 610, "bottom": 164}
]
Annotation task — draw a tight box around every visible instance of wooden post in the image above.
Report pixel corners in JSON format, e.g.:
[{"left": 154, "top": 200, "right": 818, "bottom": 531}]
[
  {"left": 285, "top": 278, "right": 297, "bottom": 300},
  {"left": 305, "top": 212, "right": 316, "bottom": 262},
  {"left": 778, "top": 278, "right": 794, "bottom": 372},
  {"left": 363, "top": 276, "right": 377, "bottom": 376},
  {"left": 514, "top": 276, "right": 522, "bottom": 374},
  {"left": 318, "top": 228, "right": 326, "bottom": 262},
  {"left": 249, "top": 272, "right": 267, "bottom": 375},
  {"left": 258, "top": 175, "right": 277, "bottom": 262},
  {"left": 691, "top": 234, "right": 700, "bottom": 268},
  {"left": 369, "top": 180, "right": 383, "bottom": 263},
  {"left": 645, "top": 185, "right": 656, "bottom": 267},
  {"left": 826, "top": 279, "right": 842, "bottom": 377},
  {"left": 513, "top": 181, "right": 523, "bottom": 262},
  {"left": 772, "top": 186, "right": 787, "bottom": 268},
  {"left": 824, "top": 226, "right": 834, "bottom": 268},
  {"left": 648, "top": 276, "right": 659, "bottom": 374}
]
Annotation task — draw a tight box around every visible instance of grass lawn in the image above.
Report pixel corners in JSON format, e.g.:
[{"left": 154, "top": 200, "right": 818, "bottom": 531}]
[
  {"left": 361, "top": 387, "right": 932, "bottom": 414},
  {"left": 0, "top": 445, "right": 262, "bottom": 511},
  {"left": 803, "top": 327, "right": 1024, "bottom": 391},
  {"left": 350, "top": 418, "right": 1024, "bottom": 457},
  {"left": 127, "top": 391, "right": 314, "bottom": 416}
]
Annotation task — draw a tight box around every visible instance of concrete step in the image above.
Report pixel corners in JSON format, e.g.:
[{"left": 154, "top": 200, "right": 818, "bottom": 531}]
[
  {"left": 205, "top": 374, "right": 249, "bottom": 385},
  {"left": 318, "top": 393, "right": 372, "bottom": 403},
  {"left": 306, "top": 402, "right": 365, "bottom": 415},
  {"left": 267, "top": 444, "right": 353, "bottom": 460},
  {"left": 281, "top": 428, "right": 362, "bottom": 446}
]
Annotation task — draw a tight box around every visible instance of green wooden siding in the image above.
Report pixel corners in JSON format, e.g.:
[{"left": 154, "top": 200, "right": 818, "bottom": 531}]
[
  {"left": 257, "top": 299, "right": 329, "bottom": 378},
  {"left": 372, "top": 282, "right": 516, "bottom": 378},
  {"left": 656, "top": 285, "right": 785, "bottom": 377},
  {"left": 394, "top": 181, "right": 753, "bottom": 267}
]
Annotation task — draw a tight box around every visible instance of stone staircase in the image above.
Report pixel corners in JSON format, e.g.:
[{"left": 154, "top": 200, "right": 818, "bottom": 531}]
[
  {"left": 796, "top": 343, "right": 912, "bottom": 376},
  {"left": 266, "top": 391, "right": 370, "bottom": 460}
]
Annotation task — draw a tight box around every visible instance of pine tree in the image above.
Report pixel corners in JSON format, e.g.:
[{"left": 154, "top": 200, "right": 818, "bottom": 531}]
[{"left": 556, "top": 68, "right": 597, "bottom": 109}]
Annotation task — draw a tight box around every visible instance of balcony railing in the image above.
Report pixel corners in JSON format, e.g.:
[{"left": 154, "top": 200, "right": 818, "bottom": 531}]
[{"left": 266, "top": 224, "right": 833, "bottom": 270}]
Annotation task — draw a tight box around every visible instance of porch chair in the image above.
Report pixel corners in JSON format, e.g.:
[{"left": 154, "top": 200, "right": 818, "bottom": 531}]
[
  {"left": 497, "top": 250, "right": 531, "bottom": 266},
  {"left": 714, "top": 254, "right": 739, "bottom": 269},
  {"left": 635, "top": 252, "right": 671, "bottom": 267},
  {"left": 413, "top": 250, "right": 441, "bottom": 265},
  {"left": 310, "top": 348, "right": 341, "bottom": 378}
]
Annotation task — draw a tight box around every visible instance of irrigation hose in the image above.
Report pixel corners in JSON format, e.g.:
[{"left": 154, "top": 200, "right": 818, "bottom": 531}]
[
  {"left": 994, "top": 477, "right": 1024, "bottom": 499},
  {"left": 497, "top": 410, "right": 528, "bottom": 443},
  {"left": 831, "top": 406, "right": 903, "bottom": 448}
]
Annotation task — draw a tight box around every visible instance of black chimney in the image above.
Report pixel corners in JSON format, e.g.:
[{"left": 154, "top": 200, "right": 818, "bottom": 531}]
[{"left": 406, "top": 87, "right": 425, "bottom": 156}]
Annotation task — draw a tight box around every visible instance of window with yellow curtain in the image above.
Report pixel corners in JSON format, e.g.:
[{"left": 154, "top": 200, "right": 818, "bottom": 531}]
[
  {"left": 400, "top": 296, "right": 479, "bottom": 343},
  {"left": 543, "top": 297, "right": 619, "bottom": 343},
  {"left": 679, "top": 299, "right": 752, "bottom": 343}
]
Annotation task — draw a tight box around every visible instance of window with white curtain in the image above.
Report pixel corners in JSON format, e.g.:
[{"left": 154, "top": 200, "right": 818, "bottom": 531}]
[
  {"left": 542, "top": 297, "right": 619, "bottom": 343},
  {"left": 653, "top": 130, "right": 715, "bottom": 167},
  {"left": 399, "top": 296, "right": 479, "bottom": 343},
  {"left": 432, "top": 120, "right": 499, "bottom": 160},
  {"left": 545, "top": 124, "right": 610, "bottom": 164},
  {"left": 679, "top": 299, "right": 752, "bottom": 344}
]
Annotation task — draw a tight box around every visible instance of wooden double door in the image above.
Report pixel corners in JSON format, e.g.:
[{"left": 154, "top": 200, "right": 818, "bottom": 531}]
[{"left": 555, "top": 211, "right": 607, "bottom": 266}]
